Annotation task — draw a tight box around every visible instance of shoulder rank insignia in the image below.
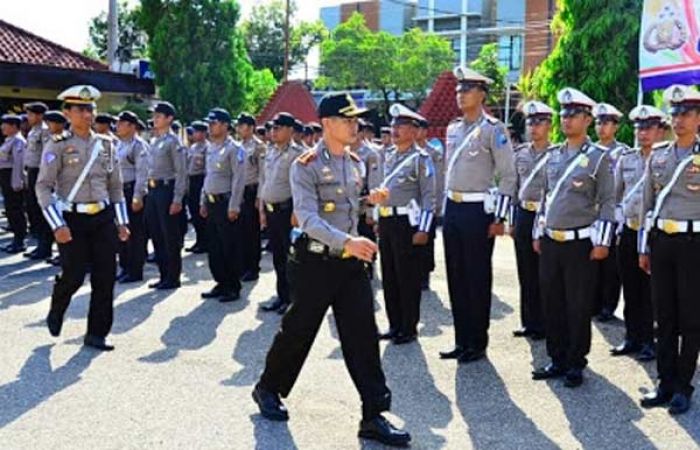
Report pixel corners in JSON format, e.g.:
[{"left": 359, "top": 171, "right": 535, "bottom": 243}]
[
  {"left": 485, "top": 115, "right": 500, "bottom": 126},
  {"left": 297, "top": 150, "right": 318, "bottom": 166}
]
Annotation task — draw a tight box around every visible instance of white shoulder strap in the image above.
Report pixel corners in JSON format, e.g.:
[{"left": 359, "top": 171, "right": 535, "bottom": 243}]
[
  {"left": 518, "top": 147, "right": 550, "bottom": 200},
  {"left": 65, "top": 139, "right": 103, "bottom": 204},
  {"left": 651, "top": 142, "right": 700, "bottom": 220},
  {"left": 544, "top": 143, "right": 593, "bottom": 223}
]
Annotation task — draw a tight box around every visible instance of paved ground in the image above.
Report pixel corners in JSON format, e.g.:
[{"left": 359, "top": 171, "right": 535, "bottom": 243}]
[{"left": 0, "top": 228, "right": 698, "bottom": 449}]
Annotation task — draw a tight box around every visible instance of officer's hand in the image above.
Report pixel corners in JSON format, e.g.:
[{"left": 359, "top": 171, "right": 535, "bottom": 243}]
[
  {"left": 488, "top": 222, "right": 506, "bottom": 237},
  {"left": 532, "top": 239, "right": 541, "bottom": 254},
  {"left": 368, "top": 188, "right": 389, "bottom": 205},
  {"left": 590, "top": 246, "right": 609, "bottom": 260},
  {"left": 54, "top": 226, "right": 72, "bottom": 244},
  {"left": 259, "top": 211, "right": 267, "bottom": 229},
  {"left": 639, "top": 255, "right": 651, "bottom": 275},
  {"left": 117, "top": 225, "right": 130, "bottom": 242},
  {"left": 199, "top": 205, "right": 208, "bottom": 219},
  {"left": 412, "top": 231, "right": 429, "bottom": 246},
  {"left": 343, "top": 237, "right": 378, "bottom": 262},
  {"left": 228, "top": 210, "right": 239, "bottom": 222},
  {"left": 132, "top": 198, "right": 143, "bottom": 212},
  {"left": 169, "top": 202, "right": 182, "bottom": 215}
]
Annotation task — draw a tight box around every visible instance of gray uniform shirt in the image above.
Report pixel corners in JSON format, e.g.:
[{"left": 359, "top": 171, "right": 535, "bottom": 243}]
[
  {"left": 259, "top": 141, "right": 304, "bottom": 204},
  {"left": 241, "top": 136, "right": 266, "bottom": 186},
  {"left": 615, "top": 148, "right": 648, "bottom": 220},
  {"left": 25, "top": 123, "right": 51, "bottom": 168},
  {"left": 201, "top": 136, "right": 247, "bottom": 212},
  {"left": 598, "top": 140, "right": 629, "bottom": 171},
  {"left": 356, "top": 141, "right": 383, "bottom": 191},
  {"left": 117, "top": 135, "right": 149, "bottom": 201},
  {"left": 420, "top": 141, "right": 445, "bottom": 215},
  {"left": 382, "top": 144, "right": 436, "bottom": 212},
  {"left": 187, "top": 141, "right": 208, "bottom": 176},
  {"left": 514, "top": 142, "right": 549, "bottom": 202},
  {"left": 148, "top": 131, "right": 187, "bottom": 203},
  {"left": 0, "top": 133, "right": 26, "bottom": 190}
]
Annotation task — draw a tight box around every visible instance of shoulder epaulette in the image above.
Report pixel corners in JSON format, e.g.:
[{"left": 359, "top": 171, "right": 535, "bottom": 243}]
[
  {"left": 546, "top": 143, "right": 561, "bottom": 152},
  {"left": 653, "top": 140, "right": 670, "bottom": 150},
  {"left": 347, "top": 151, "right": 361, "bottom": 163},
  {"left": 418, "top": 148, "right": 431, "bottom": 158},
  {"left": 514, "top": 143, "right": 529, "bottom": 152},
  {"left": 52, "top": 131, "right": 71, "bottom": 142},
  {"left": 485, "top": 114, "right": 500, "bottom": 126},
  {"left": 621, "top": 147, "right": 637, "bottom": 156},
  {"left": 297, "top": 149, "right": 317, "bottom": 166},
  {"left": 591, "top": 143, "right": 607, "bottom": 153}
]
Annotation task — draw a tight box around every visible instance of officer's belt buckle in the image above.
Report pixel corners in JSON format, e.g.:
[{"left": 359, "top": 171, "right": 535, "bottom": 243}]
[
  {"left": 450, "top": 191, "right": 463, "bottom": 202},
  {"left": 661, "top": 220, "right": 680, "bottom": 234},
  {"left": 86, "top": 203, "right": 103, "bottom": 215},
  {"left": 341, "top": 249, "right": 352, "bottom": 259},
  {"left": 379, "top": 206, "right": 392, "bottom": 217},
  {"left": 148, "top": 179, "right": 156, "bottom": 188},
  {"left": 207, "top": 193, "right": 216, "bottom": 203},
  {"left": 265, "top": 203, "right": 274, "bottom": 213},
  {"left": 627, "top": 218, "right": 640, "bottom": 231},
  {"left": 308, "top": 241, "right": 325, "bottom": 254},
  {"left": 523, "top": 201, "right": 539, "bottom": 212},
  {"left": 550, "top": 230, "right": 568, "bottom": 242}
]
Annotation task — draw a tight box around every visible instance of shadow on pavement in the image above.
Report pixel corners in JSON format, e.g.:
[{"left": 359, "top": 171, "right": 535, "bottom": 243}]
[
  {"left": 251, "top": 413, "right": 297, "bottom": 450},
  {"left": 111, "top": 287, "right": 178, "bottom": 335}
]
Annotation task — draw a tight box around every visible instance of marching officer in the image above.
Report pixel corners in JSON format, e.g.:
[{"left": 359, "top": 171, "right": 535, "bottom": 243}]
[
  {"left": 115, "top": 111, "right": 149, "bottom": 283},
  {"left": 0, "top": 114, "right": 27, "bottom": 253},
  {"left": 531, "top": 87, "right": 615, "bottom": 388},
  {"left": 252, "top": 93, "right": 411, "bottom": 447},
  {"left": 638, "top": 85, "right": 700, "bottom": 415},
  {"left": 23, "top": 102, "right": 53, "bottom": 259},
  {"left": 511, "top": 100, "right": 553, "bottom": 341},
  {"left": 258, "top": 112, "right": 304, "bottom": 314},
  {"left": 37, "top": 85, "right": 129, "bottom": 351},
  {"left": 146, "top": 102, "right": 188, "bottom": 290},
  {"left": 236, "top": 113, "right": 265, "bottom": 281},
  {"left": 199, "top": 108, "right": 246, "bottom": 302},
  {"left": 185, "top": 120, "right": 209, "bottom": 254},
  {"left": 441, "top": 67, "right": 516, "bottom": 363},
  {"left": 372, "top": 104, "right": 435, "bottom": 344}
]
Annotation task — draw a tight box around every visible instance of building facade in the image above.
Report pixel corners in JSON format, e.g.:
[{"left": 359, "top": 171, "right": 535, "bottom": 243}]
[{"left": 320, "top": 0, "right": 416, "bottom": 36}]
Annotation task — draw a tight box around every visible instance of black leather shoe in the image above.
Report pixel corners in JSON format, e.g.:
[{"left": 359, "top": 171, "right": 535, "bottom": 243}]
[
  {"left": 513, "top": 328, "right": 533, "bottom": 338},
  {"left": 201, "top": 286, "right": 225, "bottom": 299},
  {"left": 30, "top": 250, "right": 51, "bottom": 260},
  {"left": 5, "top": 243, "right": 26, "bottom": 254},
  {"left": 640, "top": 388, "right": 673, "bottom": 408},
  {"left": 252, "top": 384, "right": 289, "bottom": 421},
  {"left": 439, "top": 347, "right": 464, "bottom": 360},
  {"left": 610, "top": 340, "right": 641, "bottom": 356},
  {"left": 46, "top": 311, "right": 63, "bottom": 337},
  {"left": 148, "top": 281, "right": 163, "bottom": 289},
  {"left": 261, "top": 298, "right": 284, "bottom": 312},
  {"left": 23, "top": 248, "right": 38, "bottom": 258},
  {"left": 119, "top": 275, "right": 143, "bottom": 284},
  {"left": 378, "top": 329, "right": 397, "bottom": 340},
  {"left": 219, "top": 291, "right": 241, "bottom": 303},
  {"left": 458, "top": 349, "right": 486, "bottom": 364},
  {"left": 156, "top": 281, "right": 180, "bottom": 290},
  {"left": 563, "top": 369, "right": 584, "bottom": 388},
  {"left": 47, "top": 255, "right": 60, "bottom": 266},
  {"left": 241, "top": 271, "right": 259, "bottom": 282},
  {"left": 636, "top": 343, "right": 656, "bottom": 361},
  {"left": 358, "top": 414, "right": 411, "bottom": 447},
  {"left": 532, "top": 363, "right": 566, "bottom": 380},
  {"left": 276, "top": 302, "right": 290, "bottom": 315},
  {"left": 84, "top": 334, "right": 115, "bottom": 351},
  {"left": 668, "top": 393, "right": 691, "bottom": 415},
  {"left": 392, "top": 333, "right": 417, "bottom": 345}
]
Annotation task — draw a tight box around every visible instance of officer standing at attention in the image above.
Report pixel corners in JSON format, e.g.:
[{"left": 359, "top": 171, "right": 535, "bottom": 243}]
[
  {"left": 252, "top": 93, "right": 411, "bottom": 447},
  {"left": 185, "top": 120, "right": 209, "bottom": 254},
  {"left": 94, "top": 113, "right": 116, "bottom": 137},
  {"left": 23, "top": 102, "right": 53, "bottom": 260},
  {"left": 258, "top": 112, "right": 304, "bottom": 314},
  {"left": 531, "top": 87, "right": 615, "bottom": 388},
  {"left": 593, "top": 102, "right": 628, "bottom": 322},
  {"left": 115, "top": 111, "right": 149, "bottom": 283},
  {"left": 511, "top": 100, "right": 553, "bottom": 341},
  {"left": 0, "top": 114, "right": 27, "bottom": 253},
  {"left": 236, "top": 113, "right": 266, "bottom": 282},
  {"left": 199, "top": 108, "right": 246, "bottom": 302},
  {"left": 441, "top": 67, "right": 516, "bottom": 363},
  {"left": 37, "top": 85, "right": 129, "bottom": 351},
  {"left": 372, "top": 103, "right": 435, "bottom": 345},
  {"left": 638, "top": 85, "right": 700, "bottom": 415},
  {"left": 146, "top": 102, "right": 187, "bottom": 290}
]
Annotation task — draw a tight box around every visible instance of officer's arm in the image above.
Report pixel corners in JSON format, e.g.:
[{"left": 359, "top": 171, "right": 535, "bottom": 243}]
[
  {"left": 228, "top": 143, "right": 246, "bottom": 213},
  {"left": 490, "top": 124, "right": 516, "bottom": 222},
  {"left": 367, "top": 151, "right": 382, "bottom": 190},
  {"left": 133, "top": 141, "right": 149, "bottom": 202},
  {"left": 171, "top": 138, "right": 187, "bottom": 204},
  {"left": 107, "top": 142, "right": 128, "bottom": 226},
  {"left": 638, "top": 157, "right": 655, "bottom": 254},
  {"left": 11, "top": 138, "right": 25, "bottom": 190},
  {"left": 417, "top": 154, "right": 436, "bottom": 233},
  {"left": 593, "top": 154, "right": 615, "bottom": 246},
  {"left": 532, "top": 157, "right": 548, "bottom": 241},
  {"left": 613, "top": 154, "right": 625, "bottom": 206},
  {"left": 36, "top": 140, "right": 66, "bottom": 230}
]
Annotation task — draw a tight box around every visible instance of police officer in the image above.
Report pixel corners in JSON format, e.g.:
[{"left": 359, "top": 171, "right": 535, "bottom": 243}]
[
  {"left": 253, "top": 93, "right": 410, "bottom": 447},
  {"left": 94, "top": 113, "right": 116, "bottom": 137},
  {"left": 23, "top": 102, "right": 53, "bottom": 259},
  {"left": 532, "top": 87, "right": 615, "bottom": 388},
  {"left": 43, "top": 111, "right": 68, "bottom": 267},
  {"left": 441, "top": 67, "right": 516, "bottom": 363},
  {"left": 199, "top": 108, "right": 246, "bottom": 302},
  {"left": 638, "top": 85, "right": 700, "bottom": 415},
  {"left": 0, "top": 114, "right": 27, "bottom": 253},
  {"left": 37, "top": 85, "right": 129, "bottom": 351},
  {"left": 354, "top": 119, "right": 382, "bottom": 278},
  {"left": 372, "top": 104, "right": 435, "bottom": 344},
  {"left": 237, "top": 113, "right": 265, "bottom": 281},
  {"left": 292, "top": 119, "right": 305, "bottom": 147},
  {"left": 309, "top": 122, "right": 323, "bottom": 145},
  {"left": 258, "top": 112, "right": 304, "bottom": 314},
  {"left": 115, "top": 111, "right": 149, "bottom": 283},
  {"left": 511, "top": 100, "right": 552, "bottom": 341},
  {"left": 185, "top": 120, "right": 209, "bottom": 254}
]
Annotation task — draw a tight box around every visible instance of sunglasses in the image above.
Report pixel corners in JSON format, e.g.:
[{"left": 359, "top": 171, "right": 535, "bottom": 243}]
[
  {"left": 526, "top": 117, "right": 551, "bottom": 126},
  {"left": 560, "top": 108, "right": 590, "bottom": 118}
]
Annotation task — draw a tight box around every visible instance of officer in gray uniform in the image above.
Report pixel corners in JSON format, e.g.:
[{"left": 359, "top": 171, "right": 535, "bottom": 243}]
[
  {"left": 372, "top": 103, "right": 435, "bottom": 345},
  {"left": 532, "top": 87, "right": 615, "bottom": 388},
  {"left": 185, "top": 120, "right": 209, "bottom": 253},
  {"left": 115, "top": 110, "right": 149, "bottom": 283},
  {"left": 441, "top": 67, "right": 516, "bottom": 363},
  {"left": 146, "top": 101, "right": 188, "bottom": 290},
  {"left": 638, "top": 85, "right": 700, "bottom": 415},
  {"left": 199, "top": 108, "right": 246, "bottom": 302},
  {"left": 0, "top": 114, "right": 27, "bottom": 253},
  {"left": 94, "top": 113, "right": 116, "bottom": 137},
  {"left": 258, "top": 112, "right": 304, "bottom": 314},
  {"left": 23, "top": 102, "right": 53, "bottom": 259},
  {"left": 37, "top": 85, "right": 129, "bottom": 351},
  {"left": 354, "top": 120, "right": 382, "bottom": 278},
  {"left": 253, "top": 93, "right": 410, "bottom": 447}
]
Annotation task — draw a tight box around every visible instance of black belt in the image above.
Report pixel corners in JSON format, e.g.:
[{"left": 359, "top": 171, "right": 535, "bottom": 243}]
[
  {"left": 291, "top": 236, "right": 353, "bottom": 260},
  {"left": 148, "top": 178, "right": 174, "bottom": 188},
  {"left": 264, "top": 198, "right": 292, "bottom": 213},
  {"left": 205, "top": 192, "right": 230, "bottom": 203}
]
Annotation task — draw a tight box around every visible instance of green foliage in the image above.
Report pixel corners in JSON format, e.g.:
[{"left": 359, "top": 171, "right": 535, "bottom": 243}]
[
  {"left": 242, "top": 68, "right": 279, "bottom": 116},
  {"left": 104, "top": 101, "right": 151, "bottom": 121},
  {"left": 469, "top": 43, "right": 508, "bottom": 106},
  {"left": 87, "top": 1, "right": 148, "bottom": 62}
]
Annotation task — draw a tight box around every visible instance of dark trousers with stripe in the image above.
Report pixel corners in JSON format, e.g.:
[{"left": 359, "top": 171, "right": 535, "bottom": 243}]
[
  {"left": 266, "top": 200, "right": 292, "bottom": 304},
  {"left": 617, "top": 226, "right": 653, "bottom": 345},
  {"left": 650, "top": 231, "right": 700, "bottom": 397},
  {"left": 0, "top": 168, "right": 25, "bottom": 243},
  {"left": 146, "top": 182, "right": 185, "bottom": 284},
  {"left": 205, "top": 195, "right": 242, "bottom": 293},
  {"left": 240, "top": 184, "right": 261, "bottom": 276},
  {"left": 25, "top": 167, "right": 51, "bottom": 251},
  {"left": 513, "top": 207, "right": 543, "bottom": 333},
  {"left": 595, "top": 235, "right": 621, "bottom": 315},
  {"left": 443, "top": 200, "right": 494, "bottom": 352},
  {"left": 187, "top": 174, "right": 207, "bottom": 248},
  {"left": 118, "top": 181, "right": 146, "bottom": 279}
]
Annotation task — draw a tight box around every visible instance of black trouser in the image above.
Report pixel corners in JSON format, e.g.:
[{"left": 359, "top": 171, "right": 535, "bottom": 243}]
[
  {"left": 595, "top": 234, "right": 621, "bottom": 314},
  {"left": 51, "top": 208, "right": 117, "bottom": 337},
  {"left": 259, "top": 244, "right": 391, "bottom": 419},
  {"left": 145, "top": 181, "right": 185, "bottom": 284},
  {"left": 443, "top": 200, "right": 495, "bottom": 352},
  {"left": 379, "top": 216, "right": 425, "bottom": 336},
  {"left": 187, "top": 174, "right": 207, "bottom": 248},
  {"left": 240, "top": 184, "right": 261, "bottom": 276},
  {"left": 422, "top": 220, "right": 437, "bottom": 284},
  {"left": 266, "top": 200, "right": 292, "bottom": 304},
  {"left": 540, "top": 236, "right": 596, "bottom": 370},
  {"left": 617, "top": 225, "right": 653, "bottom": 345},
  {"left": 205, "top": 195, "right": 242, "bottom": 294},
  {"left": 25, "top": 167, "right": 51, "bottom": 250},
  {"left": 0, "top": 168, "right": 26, "bottom": 242},
  {"left": 650, "top": 231, "right": 700, "bottom": 397},
  {"left": 118, "top": 181, "right": 146, "bottom": 279},
  {"left": 513, "top": 207, "right": 543, "bottom": 333}
]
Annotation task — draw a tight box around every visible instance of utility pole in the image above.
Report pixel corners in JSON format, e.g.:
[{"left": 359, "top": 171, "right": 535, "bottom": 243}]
[
  {"left": 108, "top": 0, "right": 118, "bottom": 71},
  {"left": 459, "top": 0, "right": 467, "bottom": 67},
  {"left": 283, "top": 0, "right": 291, "bottom": 82}
]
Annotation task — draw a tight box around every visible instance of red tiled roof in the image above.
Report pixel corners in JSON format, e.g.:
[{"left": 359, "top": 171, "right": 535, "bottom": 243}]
[
  {"left": 0, "top": 19, "right": 107, "bottom": 71},
  {"left": 257, "top": 81, "right": 319, "bottom": 124},
  {"left": 418, "top": 70, "right": 461, "bottom": 141}
]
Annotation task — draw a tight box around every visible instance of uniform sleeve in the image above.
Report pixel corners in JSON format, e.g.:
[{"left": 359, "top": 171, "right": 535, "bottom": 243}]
[
  {"left": 638, "top": 157, "right": 655, "bottom": 254},
  {"left": 417, "top": 154, "right": 436, "bottom": 232},
  {"left": 228, "top": 143, "right": 247, "bottom": 213},
  {"left": 11, "top": 139, "right": 25, "bottom": 191},
  {"left": 36, "top": 140, "right": 66, "bottom": 230},
  {"left": 171, "top": 137, "right": 188, "bottom": 204},
  {"left": 257, "top": 150, "right": 267, "bottom": 204},
  {"left": 106, "top": 140, "right": 128, "bottom": 226},
  {"left": 592, "top": 153, "right": 615, "bottom": 247},
  {"left": 613, "top": 154, "right": 625, "bottom": 223},
  {"left": 532, "top": 153, "right": 549, "bottom": 240},
  {"left": 367, "top": 149, "right": 382, "bottom": 190},
  {"left": 490, "top": 123, "right": 516, "bottom": 220},
  {"left": 133, "top": 140, "right": 149, "bottom": 201},
  {"left": 292, "top": 162, "right": 350, "bottom": 252}
]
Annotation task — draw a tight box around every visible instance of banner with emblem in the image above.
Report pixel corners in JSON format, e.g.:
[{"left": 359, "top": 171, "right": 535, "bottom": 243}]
[{"left": 639, "top": 0, "right": 700, "bottom": 91}]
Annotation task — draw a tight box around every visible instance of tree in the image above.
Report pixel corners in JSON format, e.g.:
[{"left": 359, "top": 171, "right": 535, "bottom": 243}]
[
  {"left": 520, "top": 0, "right": 642, "bottom": 143},
  {"left": 242, "top": 69, "right": 279, "bottom": 116},
  {"left": 87, "top": 1, "right": 148, "bottom": 63},
  {"left": 469, "top": 43, "right": 508, "bottom": 107}
]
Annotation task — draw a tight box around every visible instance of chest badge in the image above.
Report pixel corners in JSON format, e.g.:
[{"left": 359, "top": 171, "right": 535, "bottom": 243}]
[
  {"left": 323, "top": 201, "right": 336, "bottom": 213},
  {"left": 579, "top": 156, "right": 589, "bottom": 168}
]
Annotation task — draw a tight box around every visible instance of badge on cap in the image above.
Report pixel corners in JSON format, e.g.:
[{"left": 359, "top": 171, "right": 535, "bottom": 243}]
[
  {"left": 598, "top": 104, "right": 607, "bottom": 114},
  {"left": 528, "top": 103, "right": 537, "bottom": 115},
  {"left": 672, "top": 86, "right": 685, "bottom": 102},
  {"left": 79, "top": 87, "right": 92, "bottom": 100},
  {"left": 563, "top": 90, "right": 573, "bottom": 103},
  {"left": 639, "top": 107, "right": 648, "bottom": 119}
]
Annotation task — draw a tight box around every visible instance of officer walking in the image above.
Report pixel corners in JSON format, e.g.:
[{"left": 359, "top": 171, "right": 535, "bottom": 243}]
[
  {"left": 639, "top": 85, "right": 700, "bottom": 415},
  {"left": 531, "top": 88, "right": 615, "bottom": 388},
  {"left": 372, "top": 104, "right": 435, "bottom": 345},
  {"left": 0, "top": 114, "right": 27, "bottom": 253},
  {"left": 252, "top": 93, "right": 411, "bottom": 447},
  {"left": 37, "top": 85, "right": 129, "bottom": 351},
  {"left": 185, "top": 120, "right": 209, "bottom": 254},
  {"left": 441, "top": 67, "right": 516, "bottom": 363},
  {"left": 115, "top": 111, "right": 149, "bottom": 283},
  {"left": 199, "top": 108, "right": 246, "bottom": 302},
  {"left": 146, "top": 102, "right": 187, "bottom": 290}
]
